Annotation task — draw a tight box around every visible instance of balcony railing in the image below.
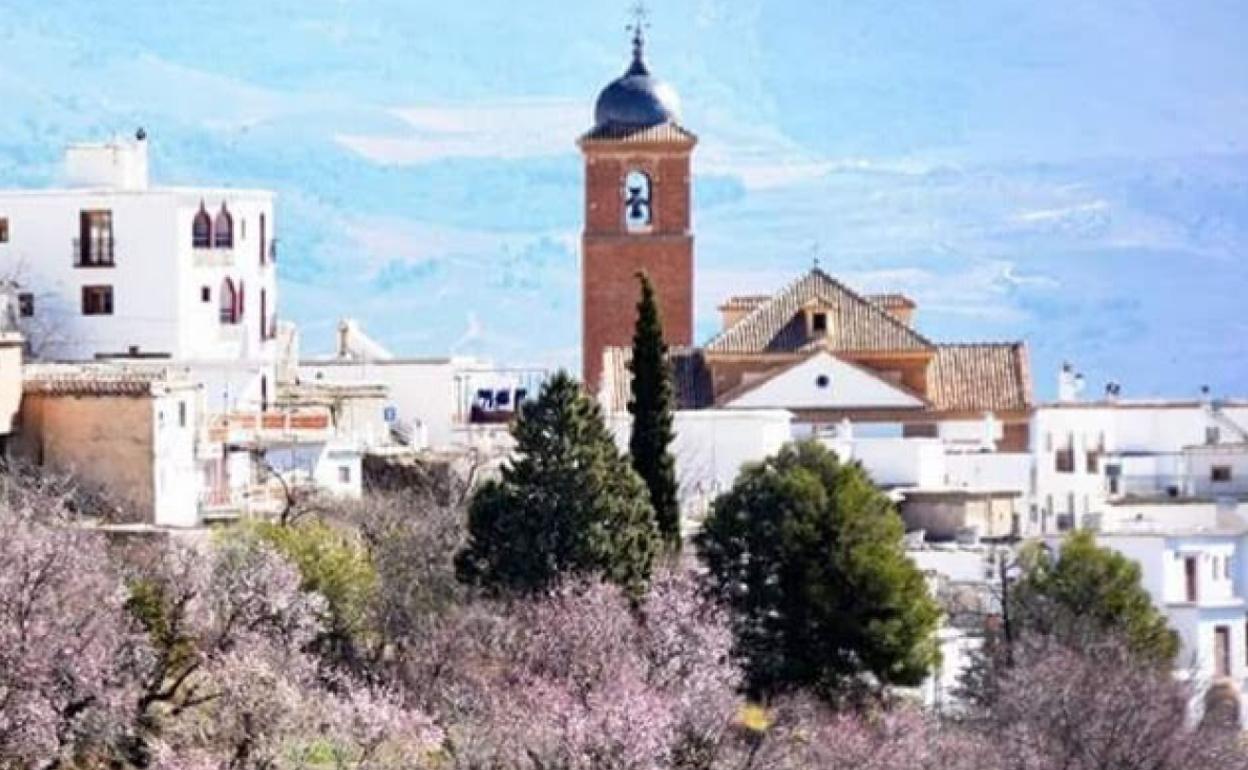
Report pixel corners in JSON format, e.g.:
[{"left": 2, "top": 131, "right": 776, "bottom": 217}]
[
  {"left": 194, "top": 247, "right": 234, "bottom": 267},
  {"left": 1108, "top": 474, "right": 1248, "bottom": 499},
  {"left": 72, "top": 237, "right": 115, "bottom": 267}
]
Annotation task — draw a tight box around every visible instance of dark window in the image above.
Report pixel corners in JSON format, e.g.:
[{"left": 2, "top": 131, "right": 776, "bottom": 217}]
[
  {"left": 17, "top": 293, "right": 33, "bottom": 318},
  {"left": 1213, "top": 466, "right": 1233, "bottom": 483},
  {"left": 260, "top": 288, "right": 267, "bottom": 342},
  {"left": 77, "top": 210, "right": 114, "bottom": 267},
  {"left": 201, "top": 286, "right": 211, "bottom": 303},
  {"left": 338, "top": 465, "right": 351, "bottom": 484},
  {"left": 192, "top": 205, "right": 212, "bottom": 248},
  {"left": 259, "top": 213, "right": 267, "bottom": 266},
  {"left": 812, "top": 311, "right": 828, "bottom": 334},
  {"left": 81, "top": 285, "right": 113, "bottom": 315},
  {"left": 213, "top": 205, "right": 233, "bottom": 249},
  {"left": 1215, "top": 626, "right": 1231, "bottom": 678},
  {"left": 178, "top": 401, "right": 187, "bottom": 428},
  {"left": 1086, "top": 451, "right": 1100, "bottom": 474},
  {"left": 219, "top": 278, "right": 238, "bottom": 324},
  {"left": 0, "top": 217, "right": 8, "bottom": 243},
  {"left": 1185, "top": 557, "right": 1199, "bottom": 602},
  {"left": 815, "top": 374, "right": 830, "bottom": 389},
  {"left": 1207, "top": 426, "right": 1222, "bottom": 445}
]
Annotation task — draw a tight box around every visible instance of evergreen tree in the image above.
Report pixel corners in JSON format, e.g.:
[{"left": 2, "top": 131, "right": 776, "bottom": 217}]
[
  {"left": 696, "top": 440, "right": 941, "bottom": 703},
  {"left": 1010, "top": 529, "right": 1178, "bottom": 663},
  {"left": 628, "top": 271, "right": 681, "bottom": 550},
  {"left": 456, "top": 370, "right": 661, "bottom": 596}
]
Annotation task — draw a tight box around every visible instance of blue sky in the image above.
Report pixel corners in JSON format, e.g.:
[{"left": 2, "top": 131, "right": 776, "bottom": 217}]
[{"left": 1, "top": 0, "right": 1246, "bottom": 398}]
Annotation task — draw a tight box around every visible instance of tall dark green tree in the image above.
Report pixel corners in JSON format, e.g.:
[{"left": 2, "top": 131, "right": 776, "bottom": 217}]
[
  {"left": 1010, "top": 529, "right": 1178, "bottom": 662},
  {"left": 696, "top": 440, "right": 941, "bottom": 703},
  {"left": 455, "top": 370, "right": 661, "bottom": 597},
  {"left": 628, "top": 271, "right": 681, "bottom": 551}
]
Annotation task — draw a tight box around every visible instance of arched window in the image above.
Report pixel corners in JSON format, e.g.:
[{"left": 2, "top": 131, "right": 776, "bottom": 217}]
[
  {"left": 192, "top": 204, "right": 212, "bottom": 249},
  {"left": 219, "top": 278, "right": 238, "bottom": 324},
  {"left": 213, "top": 205, "right": 234, "bottom": 249},
  {"left": 623, "top": 169, "right": 653, "bottom": 232}
]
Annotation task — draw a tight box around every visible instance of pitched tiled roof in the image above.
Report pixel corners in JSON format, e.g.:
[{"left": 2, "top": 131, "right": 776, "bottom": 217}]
[
  {"left": 704, "top": 268, "right": 933, "bottom": 354},
  {"left": 867, "top": 293, "right": 916, "bottom": 310},
  {"left": 717, "top": 295, "right": 771, "bottom": 312},
  {"left": 579, "top": 121, "right": 698, "bottom": 145},
  {"left": 23, "top": 363, "right": 194, "bottom": 397},
  {"left": 927, "top": 344, "right": 1032, "bottom": 412},
  {"left": 599, "top": 345, "right": 713, "bottom": 414}
]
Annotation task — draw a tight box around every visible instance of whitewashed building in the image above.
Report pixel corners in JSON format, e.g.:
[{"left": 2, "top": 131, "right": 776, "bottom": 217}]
[
  {"left": 0, "top": 133, "right": 280, "bottom": 412},
  {"left": 1061, "top": 501, "right": 1248, "bottom": 726}
]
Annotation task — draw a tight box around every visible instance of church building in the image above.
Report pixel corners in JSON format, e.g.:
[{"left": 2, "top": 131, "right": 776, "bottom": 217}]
[{"left": 582, "top": 26, "right": 1033, "bottom": 451}]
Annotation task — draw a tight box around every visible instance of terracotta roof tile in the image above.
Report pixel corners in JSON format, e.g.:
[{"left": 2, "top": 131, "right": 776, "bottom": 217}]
[
  {"left": 704, "top": 268, "right": 933, "bottom": 354},
  {"left": 579, "top": 121, "right": 698, "bottom": 145},
  {"left": 928, "top": 343, "right": 1032, "bottom": 412},
  {"left": 23, "top": 364, "right": 194, "bottom": 397},
  {"left": 867, "top": 293, "right": 916, "bottom": 310}
]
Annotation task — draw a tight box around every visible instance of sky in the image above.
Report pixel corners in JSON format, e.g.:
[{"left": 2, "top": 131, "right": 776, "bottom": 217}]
[{"left": 0, "top": 0, "right": 1246, "bottom": 399}]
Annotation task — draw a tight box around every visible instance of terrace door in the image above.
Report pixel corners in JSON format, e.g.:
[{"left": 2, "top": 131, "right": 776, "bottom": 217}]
[{"left": 1215, "top": 626, "right": 1231, "bottom": 678}]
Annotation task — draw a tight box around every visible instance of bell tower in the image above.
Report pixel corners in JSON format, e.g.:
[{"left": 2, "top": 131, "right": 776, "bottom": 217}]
[{"left": 579, "top": 16, "right": 696, "bottom": 392}]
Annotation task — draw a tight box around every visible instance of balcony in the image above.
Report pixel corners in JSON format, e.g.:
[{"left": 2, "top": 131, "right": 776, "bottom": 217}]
[
  {"left": 1108, "top": 474, "right": 1248, "bottom": 501},
  {"left": 203, "top": 408, "right": 333, "bottom": 446},
  {"left": 194, "top": 247, "right": 234, "bottom": 268},
  {"left": 72, "top": 238, "right": 115, "bottom": 268}
]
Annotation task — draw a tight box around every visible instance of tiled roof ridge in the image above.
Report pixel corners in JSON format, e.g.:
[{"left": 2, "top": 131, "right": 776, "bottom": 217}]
[
  {"left": 812, "top": 268, "right": 936, "bottom": 348},
  {"left": 705, "top": 267, "right": 935, "bottom": 353}
]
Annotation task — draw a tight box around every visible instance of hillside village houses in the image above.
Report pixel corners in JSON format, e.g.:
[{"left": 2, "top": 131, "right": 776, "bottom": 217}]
[{"left": 0, "top": 24, "right": 1246, "bottom": 723}]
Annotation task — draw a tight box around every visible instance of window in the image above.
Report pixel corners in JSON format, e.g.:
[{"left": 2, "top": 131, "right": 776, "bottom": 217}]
[
  {"left": 1055, "top": 434, "right": 1076, "bottom": 473},
  {"left": 1215, "top": 626, "right": 1231, "bottom": 678},
  {"left": 77, "top": 210, "right": 114, "bottom": 267},
  {"left": 259, "top": 213, "right": 267, "bottom": 265},
  {"left": 219, "top": 278, "right": 238, "bottom": 324},
  {"left": 192, "top": 205, "right": 212, "bottom": 248},
  {"left": 0, "top": 217, "right": 8, "bottom": 242},
  {"left": 1207, "top": 426, "right": 1222, "bottom": 445},
  {"left": 815, "top": 373, "right": 830, "bottom": 389},
  {"left": 260, "top": 288, "right": 268, "bottom": 342},
  {"left": 338, "top": 466, "right": 351, "bottom": 484},
  {"left": 213, "top": 205, "right": 233, "bottom": 249},
  {"left": 17, "top": 293, "right": 33, "bottom": 318},
  {"left": 623, "top": 169, "right": 652, "bottom": 231},
  {"left": 1185, "top": 556, "right": 1199, "bottom": 602},
  {"left": 201, "top": 286, "right": 211, "bottom": 303},
  {"left": 1212, "top": 466, "right": 1233, "bottom": 483},
  {"left": 177, "top": 401, "right": 187, "bottom": 428},
  {"left": 1086, "top": 450, "right": 1099, "bottom": 474},
  {"left": 81, "top": 285, "right": 113, "bottom": 316},
  {"left": 812, "top": 311, "right": 828, "bottom": 334}
]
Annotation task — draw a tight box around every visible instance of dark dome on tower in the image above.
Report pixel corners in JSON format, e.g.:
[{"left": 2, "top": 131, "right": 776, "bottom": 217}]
[{"left": 593, "top": 31, "right": 681, "bottom": 129}]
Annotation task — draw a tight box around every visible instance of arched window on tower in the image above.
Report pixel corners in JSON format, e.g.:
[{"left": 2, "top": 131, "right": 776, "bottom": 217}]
[
  {"left": 219, "top": 278, "right": 238, "bottom": 324},
  {"left": 213, "top": 205, "right": 234, "bottom": 249},
  {"left": 192, "top": 204, "right": 212, "bottom": 249},
  {"left": 623, "top": 169, "right": 652, "bottom": 232}
]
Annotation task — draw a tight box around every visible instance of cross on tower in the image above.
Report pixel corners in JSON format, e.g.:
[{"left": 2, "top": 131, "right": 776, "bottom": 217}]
[{"left": 628, "top": 1, "right": 650, "bottom": 59}]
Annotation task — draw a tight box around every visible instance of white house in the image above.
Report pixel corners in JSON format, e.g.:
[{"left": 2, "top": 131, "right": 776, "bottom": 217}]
[
  {"left": 1075, "top": 502, "right": 1248, "bottom": 726},
  {"left": 1030, "top": 383, "right": 1248, "bottom": 535},
  {"left": 0, "top": 132, "right": 280, "bottom": 412}
]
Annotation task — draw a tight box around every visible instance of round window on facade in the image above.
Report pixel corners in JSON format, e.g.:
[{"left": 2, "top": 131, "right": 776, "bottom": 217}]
[{"left": 815, "top": 374, "right": 831, "bottom": 389}]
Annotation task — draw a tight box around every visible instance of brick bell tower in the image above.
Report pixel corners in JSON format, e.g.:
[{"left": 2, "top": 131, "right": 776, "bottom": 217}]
[{"left": 578, "top": 18, "right": 696, "bottom": 392}]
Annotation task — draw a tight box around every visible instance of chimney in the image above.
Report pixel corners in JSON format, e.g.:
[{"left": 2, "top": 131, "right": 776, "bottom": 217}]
[
  {"left": 64, "top": 129, "right": 150, "bottom": 191},
  {"left": 1057, "top": 362, "right": 1085, "bottom": 403}
]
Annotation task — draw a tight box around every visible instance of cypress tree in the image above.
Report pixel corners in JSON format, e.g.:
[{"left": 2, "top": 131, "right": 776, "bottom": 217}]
[
  {"left": 628, "top": 271, "right": 682, "bottom": 550},
  {"left": 456, "top": 370, "right": 661, "bottom": 597}
]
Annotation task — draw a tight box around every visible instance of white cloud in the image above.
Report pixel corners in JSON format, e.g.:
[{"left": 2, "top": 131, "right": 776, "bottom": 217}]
[{"left": 336, "top": 99, "right": 585, "bottom": 164}]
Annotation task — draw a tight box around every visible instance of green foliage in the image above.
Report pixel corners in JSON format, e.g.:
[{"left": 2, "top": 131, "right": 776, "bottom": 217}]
[
  {"left": 628, "top": 271, "right": 681, "bottom": 551},
  {"left": 1010, "top": 529, "right": 1179, "bottom": 664},
  {"left": 125, "top": 576, "right": 197, "bottom": 678},
  {"left": 253, "top": 518, "right": 379, "bottom": 660},
  {"left": 456, "top": 370, "right": 661, "bottom": 597},
  {"left": 696, "top": 440, "right": 942, "bottom": 702}
]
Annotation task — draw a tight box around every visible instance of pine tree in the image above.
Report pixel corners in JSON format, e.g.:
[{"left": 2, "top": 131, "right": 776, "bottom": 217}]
[
  {"left": 455, "top": 370, "right": 661, "bottom": 597},
  {"left": 628, "top": 271, "right": 681, "bottom": 550},
  {"left": 696, "top": 440, "right": 942, "bottom": 702}
]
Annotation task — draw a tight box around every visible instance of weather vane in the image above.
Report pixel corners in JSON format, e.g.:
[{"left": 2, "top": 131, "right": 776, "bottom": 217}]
[
  {"left": 809, "top": 241, "right": 822, "bottom": 270},
  {"left": 628, "top": 1, "right": 650, "bottom": 58}
]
